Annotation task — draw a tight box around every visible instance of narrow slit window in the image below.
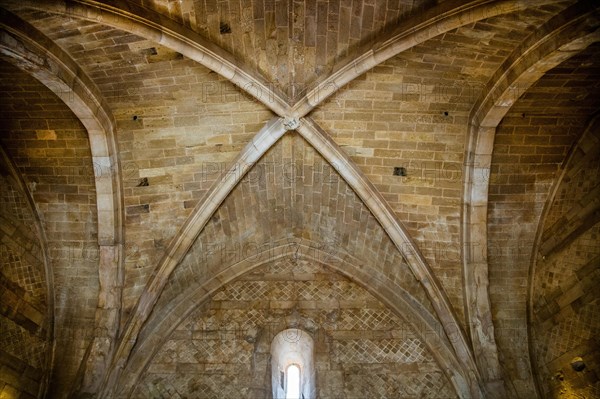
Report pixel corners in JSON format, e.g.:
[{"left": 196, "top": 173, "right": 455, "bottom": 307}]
[{"left": 286, "top": 364, "right": 300, "bottom": 399}]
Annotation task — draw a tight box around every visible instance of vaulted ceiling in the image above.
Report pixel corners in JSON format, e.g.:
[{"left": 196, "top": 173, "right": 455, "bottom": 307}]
[{"left": 0, "top": 1, "right": 599, "bottom": 398}]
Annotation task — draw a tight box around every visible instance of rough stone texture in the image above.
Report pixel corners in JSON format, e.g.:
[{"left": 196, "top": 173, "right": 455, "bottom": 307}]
[
  {"left": 0, "top": 151, "right": 49, "bottom": 399},
  {"left": 487, "top": 41, "right": 600, "bottom": 397},
  {"left": 133, "top": 258, "right": 457, "bottom": 399},
  {"left": 530, "top": 115, "right": 600, "bottom": 399},
  {"left": 153, "top": 133, "right": 435, "bottom": 317},
  {"left": 0, "top": 61, "right": 98, "bottom": 398},
  {"left": 0, "top": 1, "right": 599, "bottom": 398}
]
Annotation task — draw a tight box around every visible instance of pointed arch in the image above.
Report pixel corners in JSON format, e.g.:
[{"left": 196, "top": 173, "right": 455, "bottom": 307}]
[
  {"left": 110, "top": 243, "right": 470, "bottom": 398},
  {"left": 101, "top": 117, "right": 288, "bottom": 394},
  {"left": 0, "top": 9, "right": 125, "bottom": 393},
  {"left": 104, "top": 117, "right": 481, "bottom": 396},
  {"left": 462, "top": 1, "right": 600, "bottom": 395},
  {"left": 0, "top": 9, "right": 123, "bottom": 245}
]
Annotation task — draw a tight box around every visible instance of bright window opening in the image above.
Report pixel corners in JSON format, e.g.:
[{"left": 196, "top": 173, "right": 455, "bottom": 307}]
[
  {"left": 286, "top": 364, "right": 301, "bottom": 399},
  {"left": 271, "top": 329, "right": 315, "bottom": 399}
]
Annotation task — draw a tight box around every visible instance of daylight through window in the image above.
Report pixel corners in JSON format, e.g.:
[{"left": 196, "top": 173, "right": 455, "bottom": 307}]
[
  {"left": 271, "top": 329, "right": 315, "bottom": 399},
  {"left": 286, "top": 364, "right": 300, "bottom": 399}
]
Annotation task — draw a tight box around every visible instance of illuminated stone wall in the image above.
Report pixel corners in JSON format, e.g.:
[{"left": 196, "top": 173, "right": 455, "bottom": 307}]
[{"left": 133, "top": 258, "right": 457, "bottom": 399}]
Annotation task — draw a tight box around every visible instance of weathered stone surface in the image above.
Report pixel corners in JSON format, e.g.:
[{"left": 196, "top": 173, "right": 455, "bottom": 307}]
[
  {"left": 0, "top": 1, "right": 598, "bottom": 398},
  {"left": 0, "top": 148, "right": 50, "bottom": 399},
  {"left": 133, "top": 259, "right": 456, "bottom": 399}
]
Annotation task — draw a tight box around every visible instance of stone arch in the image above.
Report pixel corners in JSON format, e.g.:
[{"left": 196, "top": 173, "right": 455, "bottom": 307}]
[
  {"left": 462, "top": 1, "right": 600, "bottom": 396},
  {"left": 106, "top": 117, "right": 484, "bottom": 396},
  {"left": 121, "top": 247, "right": 466, "bottom": 398},
  {"left": 271, "top": 328, "right": 315, "bottom": 399},
  {"left": 0, "top": 10, "right": 125, "bottom": 393},
  {"left": 0, "top": 11, "right": 122, "bottom": 245}
]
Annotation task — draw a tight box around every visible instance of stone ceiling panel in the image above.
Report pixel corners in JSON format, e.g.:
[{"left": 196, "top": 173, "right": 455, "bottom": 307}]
[
  {"left": 310, "top": 2, "right": 582, "bottom": 327},
  {"left": 186, "top": 0, "right": 435, "bottom": 100},
  {"left": 8, "top": 10, "right": 276, "bottom": 309},
  {"left": 510, "top": 42, "right": 600, "bottom": 117},
  {"left": 153, "top": 133, "right": 434, "bottom": 317}
]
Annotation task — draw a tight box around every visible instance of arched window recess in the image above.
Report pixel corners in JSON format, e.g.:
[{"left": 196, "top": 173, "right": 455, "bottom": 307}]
[{"left": 271, "top": 329, "right": 315, "bottom": 399}]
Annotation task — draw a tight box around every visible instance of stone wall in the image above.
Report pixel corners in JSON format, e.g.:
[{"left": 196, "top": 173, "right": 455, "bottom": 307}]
[
  {"left": 133, "top": 258, "right": 457, "bottom": 399},
  {"left": 17, "top": 11, "right": 275, "bottom": 319},
  {"left": 487, "top": 41, "right": 600, "bottom": 398},
  {"left": 530, "top": 118, "right": 600, "bottom": 398},
  {"left": 0, "top": 154, "right": 49, "bottom": 398},
  {"left": 0, "top": 61, "right": 98, "bottom": 397},
  {"left": 487, "top": 110, "right": 584, "bottom": 397},
  {"left": 0, "top": 1, "right": 598, "bottom": 398}
]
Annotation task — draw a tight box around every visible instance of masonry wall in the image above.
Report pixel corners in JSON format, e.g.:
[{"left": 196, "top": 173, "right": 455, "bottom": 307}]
[
  {"left": 133, "top": 258, "right": 457, "bottom": 399},
  {"left": 487, "top": 40, "right": 600, "bottom": 397},
  {"left": 1, "top": 1, "right": 598, "bottom": 398},
  {"left": 530, "top": 125, "right": 600, "bottom": 398},
  {"left": 0, "top": 157, "right": 49, "bottom": 398},
  {"left": 487, "top": 110, "right": 585, "bottom": 397},
  {"left": 112, "top": 132, "right": 453, "bottom": 397},
  {"left": 0, "top": 61, "right": 99, "bottom": 397}
]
